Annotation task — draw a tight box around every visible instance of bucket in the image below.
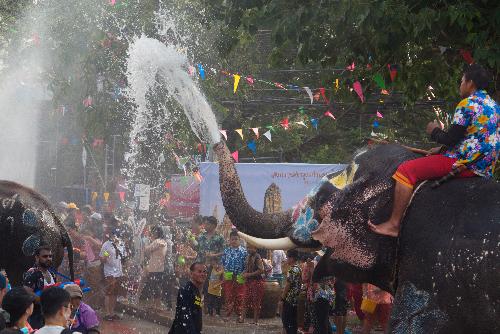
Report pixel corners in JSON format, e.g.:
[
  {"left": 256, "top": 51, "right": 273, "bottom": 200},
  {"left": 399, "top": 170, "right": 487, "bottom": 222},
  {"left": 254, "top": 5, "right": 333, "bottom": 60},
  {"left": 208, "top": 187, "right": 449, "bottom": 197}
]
[{"left": 360, "top": 298, "right": 377, "bottom": 314}]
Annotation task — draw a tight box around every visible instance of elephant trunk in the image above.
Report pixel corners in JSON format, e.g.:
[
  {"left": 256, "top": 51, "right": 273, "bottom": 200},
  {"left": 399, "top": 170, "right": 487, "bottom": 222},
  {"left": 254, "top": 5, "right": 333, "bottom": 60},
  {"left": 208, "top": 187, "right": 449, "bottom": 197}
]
[{"left": 213, "top": 142, "right": 295, "bottom": 240}]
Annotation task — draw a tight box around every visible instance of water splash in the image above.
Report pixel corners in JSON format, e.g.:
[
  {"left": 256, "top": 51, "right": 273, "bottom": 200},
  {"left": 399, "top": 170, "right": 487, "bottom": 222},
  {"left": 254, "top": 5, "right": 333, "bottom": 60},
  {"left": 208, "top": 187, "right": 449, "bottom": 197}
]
[{"left": 125, "top": 36, "right": 220, "bottom": 170}]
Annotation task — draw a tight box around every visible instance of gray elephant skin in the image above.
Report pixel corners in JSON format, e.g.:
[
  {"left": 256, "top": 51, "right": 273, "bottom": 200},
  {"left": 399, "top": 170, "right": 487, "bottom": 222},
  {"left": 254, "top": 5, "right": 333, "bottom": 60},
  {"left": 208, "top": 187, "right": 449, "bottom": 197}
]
[
  {"left": 214, "top": 142, "right": 499, "bottom": 334},
  {"left": 0, "top": 180, "right": 74, "bottom": 285}
]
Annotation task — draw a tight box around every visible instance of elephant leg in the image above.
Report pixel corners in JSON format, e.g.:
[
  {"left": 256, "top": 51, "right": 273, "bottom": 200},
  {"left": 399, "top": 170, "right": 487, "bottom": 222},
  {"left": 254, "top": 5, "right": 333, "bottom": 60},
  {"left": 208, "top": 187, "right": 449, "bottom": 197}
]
[{"left": 388, "top": 281, "right": 450, "bottom": 334}]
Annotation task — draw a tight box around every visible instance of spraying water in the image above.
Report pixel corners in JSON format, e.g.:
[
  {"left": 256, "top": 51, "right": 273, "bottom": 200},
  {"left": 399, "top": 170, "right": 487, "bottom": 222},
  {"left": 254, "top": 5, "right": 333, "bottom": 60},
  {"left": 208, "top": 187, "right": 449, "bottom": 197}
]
[{"left": 125, "top": 36, "right": 220, "bottom": 170}]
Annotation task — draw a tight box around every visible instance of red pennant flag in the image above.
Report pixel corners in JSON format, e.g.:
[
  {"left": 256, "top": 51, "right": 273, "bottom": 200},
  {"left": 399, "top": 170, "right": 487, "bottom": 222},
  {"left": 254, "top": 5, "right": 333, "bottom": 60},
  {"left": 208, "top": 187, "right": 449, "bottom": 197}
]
[
  {"left": 353, "top": 81, "right": 365, "bottom": 103},
  {"left": 388, "top": 64, "right": 397, "bottom": 82},
  {"left": 280, "top": 118, "right": 289, "bottom": 130},
  {"left": 165, "top": 181, "right": 172, "bottom": 189},
  {"left": 246, "top": 76, "right": 254, "bottom": 86},
  {"left": 319, "top": 88, "right": 329, "bottom": 104},
  {"left": 275, "top": 82, "right": 286, "bottom": 90},
  {"left": 324, "top": 111, "right": 336, "bottom": 120},
  {"left": 231, "top": 150, "right": 239, "bottom": 163},
  {"left": 459, "top": 49, "right": 474, "bottom": 65},
  {"left": 346, "top": 62, "right": 355, "bottom": 71},
  {"left": 118, "top": 192, "right": 125, "bottom": 202}
]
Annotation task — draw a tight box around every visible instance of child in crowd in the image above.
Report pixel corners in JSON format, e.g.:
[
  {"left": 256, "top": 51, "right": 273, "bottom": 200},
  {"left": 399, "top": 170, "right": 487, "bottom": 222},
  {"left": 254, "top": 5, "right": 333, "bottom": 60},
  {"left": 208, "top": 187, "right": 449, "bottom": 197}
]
[{"left": 206, "top": 257, "right": 224, "bottom": 317}]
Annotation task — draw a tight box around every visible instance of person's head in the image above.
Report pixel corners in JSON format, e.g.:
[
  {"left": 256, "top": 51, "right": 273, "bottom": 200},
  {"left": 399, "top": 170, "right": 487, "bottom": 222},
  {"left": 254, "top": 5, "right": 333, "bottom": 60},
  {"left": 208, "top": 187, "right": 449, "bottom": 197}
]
[
  {"left": 150, "top": 225, "right": 164, "bottom": 240},
  {"left": 64, "top": 216, "right": 78, "bottom": 231},
  {"left": 460, "top": 64, "right": 491, "bottom": 98},
  {"left": 0, "top": 272, "right": 8, "bottom": 304},
  {"left": 204, "top": 216, "right": 218, "bottom": 233},
  {"left": 2, "top": 287, "right": 35, "bottom": 328},
  {"left": 209, "top": 256, "right": 221, "bottom": 267},
  {"left": 81, "top": 205, "right": 93, "bottom": 217},
  {"left": 229, "top": 231, "right": 240, "bottom": 248},
  {"left": 191, "top": 215, "right": 203, "bottom": 234},
  {"left": 286, "top": 249, "right": 299, "bottom": 265},
  {"left": 63, "top": 284, "right": 83, "bottom": 309},
  {"left": 247, "top": 244, "right": 257, "bottom": 255},
  {"left": 40, "top": 287, "right": 72, "bottom": 327},
  {"left": 189, "top": 262, "right": 207, "bottom": 287},
  {"left": 90, "top": 212, "right": 102, "bottom": 223},
  {"left": 35, "top": 245, "right": 53, "bottom": 269}
]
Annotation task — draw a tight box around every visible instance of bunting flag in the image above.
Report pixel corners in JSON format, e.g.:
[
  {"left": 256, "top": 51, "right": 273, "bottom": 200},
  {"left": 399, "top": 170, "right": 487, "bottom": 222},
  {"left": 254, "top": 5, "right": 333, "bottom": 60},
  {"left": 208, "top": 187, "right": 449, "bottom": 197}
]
[
  {"left": 298, "top": 106, "right": 306, "bottom": 114},
  {"left": 251, "top": 128, "right": 259, "bottom": 138},
  {"left": 246, "top": 76, "right": 254, "bottom": 86},
  {"left": 275, "top": 82, "right": 286, "bottom": 90},
  {"left": 304, "top": 87, "right": 313, "bottom": 104},
  {"left": 197, "top": 64, "right": 205, "bottom": 80},
  {"left": 346, "top": 62, "right": 355, "bottom": 71},
  {"left": 91, "top": 192, "right": 98, "bottom": 202},
  {"left": 311, "top": 118, "right": 319, "bottom": 129},
  {"left": 188, "top": 65, "right": 195, "bottom": 76},
  {"left": 324, "top": 111, "right": 336, "bottom": 120},
  {"left": 231, "top": 150, "right": 239, "bottom": 162},
  {"left": 335, "top": 79, "right": 339, "bottom": 91},
  {"left": 376, "top": 111, "right": 384, "bottom": 118},
  {"left": 235, "top": 129, "right": 243, "bottom": 139},
  {"left": 438, "top": 46, "right": 447, "bottom": 55},
  {"left": 388, "top": 64, "right": 398, "bottom": 82},
  {"left": 460, "top": 49, "right": 474, "bottom": 64},
  {"left": 381, "top": 89, "right": 389, "bottom": 95},
  {"left": 263, "top": 130, "right": 272, "bottom": 142},
  {"left": 103, "top": 192, "right": 110, "bottom": 202},
  {"left": 295, "top": 121, "right": 307, "bottom": 128},
  {"left": 373, "top": 121, "right": 380, "bottom": 128},
  {"left": 353, "top": 81, "right": 365, "bottom": 103},
  {"left": 280, "top": 118, "right": 289, "bottom": 130},
  {"left": 83, "top": 96, "right": 93, "bottom": 107},
  {"left": 118, "top": 192, "right": 125, "bottom": 202},
  {"left": 219, "top": 129, "right": 227, "bottom": 140},
  {"left": 373, "top": 73, "right": 386, "bottom": 90},
  {"left": 233, "top": 74, "right": 241, "bottom": 93},
  {"left": 266, "top": 125, "right": 276, "bottom": 133},
  {"left": 247, "top": 140, "right": 256, "bottom": 155},
  {"left": 319, "top": 87, "right": 329, "bottom": 104},
  {"left": 110, "top": 0, "right": 116, "bottom": 4}
]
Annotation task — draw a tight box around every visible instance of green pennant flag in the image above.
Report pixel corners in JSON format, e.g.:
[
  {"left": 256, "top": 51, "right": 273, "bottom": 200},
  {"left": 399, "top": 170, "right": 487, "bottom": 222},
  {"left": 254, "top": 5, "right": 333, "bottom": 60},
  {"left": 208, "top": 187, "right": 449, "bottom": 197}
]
[
  {"left": 266, "top": 125, "right": 276, "bottom": 133},
  {"left": 298, "top": 106, "right": 305, "bottom": 114},
  {"left": 373, "top": 73, "right": 386, "bottom": 90}
]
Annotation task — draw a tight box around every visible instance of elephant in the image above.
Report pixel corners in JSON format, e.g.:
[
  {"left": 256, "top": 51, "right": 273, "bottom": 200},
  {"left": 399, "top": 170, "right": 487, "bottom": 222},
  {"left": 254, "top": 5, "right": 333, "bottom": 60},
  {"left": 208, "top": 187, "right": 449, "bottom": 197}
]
[
  {"left": 0, "top": 180, "right": 74, "bottom": 285},
  {"left": 213, "top": 141, "right": 500, "bottom": 333}
]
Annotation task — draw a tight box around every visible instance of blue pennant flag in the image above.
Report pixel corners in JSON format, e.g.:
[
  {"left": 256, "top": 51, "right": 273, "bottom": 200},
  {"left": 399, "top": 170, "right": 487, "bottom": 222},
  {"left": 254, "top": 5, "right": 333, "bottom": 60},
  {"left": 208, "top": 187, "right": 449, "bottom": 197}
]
[
  {"left": 373, "top": 120, "right": 379, "bottom": 128},
  {"left": 197, "top": 64, "right": 205, "bottom": 80},
  {"left": 247, "top": 140, "right": 256, "bottom": 155},
  {"left": 311, "top": 118, "right": 319, "bottom": 130}
]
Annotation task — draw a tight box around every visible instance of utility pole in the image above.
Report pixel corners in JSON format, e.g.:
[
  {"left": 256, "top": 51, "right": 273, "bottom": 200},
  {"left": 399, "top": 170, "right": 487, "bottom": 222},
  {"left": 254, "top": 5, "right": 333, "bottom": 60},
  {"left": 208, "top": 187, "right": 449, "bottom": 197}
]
[{"left": 104, "top": 144, "right": 109, "bottom": 189}]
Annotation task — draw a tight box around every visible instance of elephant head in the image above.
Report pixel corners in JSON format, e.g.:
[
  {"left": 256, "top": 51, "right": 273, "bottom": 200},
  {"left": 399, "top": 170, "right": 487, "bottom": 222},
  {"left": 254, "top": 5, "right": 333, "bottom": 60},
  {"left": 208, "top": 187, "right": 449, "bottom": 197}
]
[{"left": 214, "top": 141, "right": 418, "bottom": 291}]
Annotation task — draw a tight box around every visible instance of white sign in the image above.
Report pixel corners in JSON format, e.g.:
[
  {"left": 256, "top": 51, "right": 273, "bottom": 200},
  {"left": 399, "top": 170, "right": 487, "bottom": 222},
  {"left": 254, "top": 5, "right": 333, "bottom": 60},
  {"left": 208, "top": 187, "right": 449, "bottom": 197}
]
[{"left": 134, "top": 184, "right": 151, "bottom": 211}]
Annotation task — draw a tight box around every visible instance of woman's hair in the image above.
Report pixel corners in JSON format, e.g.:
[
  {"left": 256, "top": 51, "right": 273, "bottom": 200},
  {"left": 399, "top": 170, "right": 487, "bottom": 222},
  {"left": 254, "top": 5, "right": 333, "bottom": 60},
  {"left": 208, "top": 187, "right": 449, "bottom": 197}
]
[
  {"left": 463, "top": 64, "right": 491, "bottom": 90},
  {"left": 2, "top": 287, "right": 35, "bottom": 327},
  {"left": 150, "top": 225, "right": 164, "bottom": 239}
]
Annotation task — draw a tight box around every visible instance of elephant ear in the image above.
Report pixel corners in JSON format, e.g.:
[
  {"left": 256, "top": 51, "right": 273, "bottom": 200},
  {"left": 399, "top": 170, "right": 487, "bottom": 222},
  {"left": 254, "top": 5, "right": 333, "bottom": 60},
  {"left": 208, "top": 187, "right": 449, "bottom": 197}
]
[{"left": 22, "top": 234, "right": 41, "bottom": 256}]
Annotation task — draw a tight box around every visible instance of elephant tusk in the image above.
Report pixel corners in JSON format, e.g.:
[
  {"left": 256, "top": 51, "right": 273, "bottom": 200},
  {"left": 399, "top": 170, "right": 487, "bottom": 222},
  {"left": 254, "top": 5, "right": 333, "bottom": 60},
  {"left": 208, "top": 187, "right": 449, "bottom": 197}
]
[{"left": 237, "top": 231, "right": 297, "bottom": 250}]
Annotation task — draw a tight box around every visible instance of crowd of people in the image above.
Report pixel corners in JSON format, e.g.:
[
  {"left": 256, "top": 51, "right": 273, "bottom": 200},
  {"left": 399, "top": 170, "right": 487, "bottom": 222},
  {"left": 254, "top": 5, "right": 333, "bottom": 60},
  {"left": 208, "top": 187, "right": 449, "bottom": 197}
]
[{"left": 0, "top": 201, "right": 394, "bottom": 334}]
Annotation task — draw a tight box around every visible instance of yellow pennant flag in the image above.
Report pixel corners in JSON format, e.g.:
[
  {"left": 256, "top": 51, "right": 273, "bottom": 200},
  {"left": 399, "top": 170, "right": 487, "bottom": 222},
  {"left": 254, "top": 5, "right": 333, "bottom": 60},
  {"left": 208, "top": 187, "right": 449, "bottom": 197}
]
[
  {"left": 233, "top": 74, "right": 241, "bottom": 93},
  {"left": 91, "top": 192, "right": 98, "bottom": 202},
  {"left": 235, "top": 129, "right": 243, "bottom": 140},
  {"left": 103, "top": 192, "right": 110, "bottom": 202},
  {"left": 335, "top": 78, "right": 339, "bottom": 91}
]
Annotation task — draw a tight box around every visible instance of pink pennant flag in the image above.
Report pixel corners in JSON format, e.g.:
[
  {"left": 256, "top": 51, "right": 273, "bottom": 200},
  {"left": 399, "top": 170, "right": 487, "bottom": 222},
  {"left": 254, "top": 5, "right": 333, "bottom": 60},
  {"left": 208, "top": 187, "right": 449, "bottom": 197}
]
[
  {"left": 231, "top": 150, "right": 239, "bottom": 163},
  {"left": 353, "top": 81, "right": 365, "bottom": 103},
  {"left": 188, "top": 66, "right": 195, "bottom": 76},
  {"left": 381, "top": 89, "right": 389, "bottom": 95},
  {"left": 219, "top": 129, "right": 227, "bottom": 140},
  {"left": 376, "top": 111, "right": 384, "bottom": 118},
  {"left": 251, "top": 128, "right": 259, "bottom": 138},
  {"left": 304, "top": 87, "right": 313, "bottom": 104},
  {"left": 110, "top": 0, "right": 116, "bottom": 4},
  {"left": 280, "top": 118, "right": 289, "bottom": 130},
  {"left": 346, "top": 62, "right": 355, "bottom": 71},
  {"left": 235, "top": 129, "right": 243, "bottom": 140},
  {"left": 324, "top": 111, "right": 336, "bottom": 120},
  {"left": 246, "top": 76, "right": 254, "bottom": 86},
  {"left": 118, "top": 191, "right": 125, "bottom": 202},
  {"left": 275, "top": 82, "right": 286, "bottom": 90}
]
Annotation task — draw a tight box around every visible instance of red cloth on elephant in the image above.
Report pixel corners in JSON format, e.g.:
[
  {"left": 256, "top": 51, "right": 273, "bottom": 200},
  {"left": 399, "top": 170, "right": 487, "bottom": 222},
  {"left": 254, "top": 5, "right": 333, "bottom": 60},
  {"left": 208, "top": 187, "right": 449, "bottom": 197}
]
[
  {"left": 245, "top": 279, "right": 264, "bottom": 310},
  {"left": 223, "top": 280, "right": 245, "bottom": 316},
  {"left": 393, "top": 155, "right": 476, "bottom": 189}
]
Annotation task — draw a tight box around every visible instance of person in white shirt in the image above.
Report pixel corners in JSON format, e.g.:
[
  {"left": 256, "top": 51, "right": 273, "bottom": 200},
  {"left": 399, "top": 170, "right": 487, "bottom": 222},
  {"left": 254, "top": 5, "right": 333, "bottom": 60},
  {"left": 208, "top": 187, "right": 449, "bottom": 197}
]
[
  {"left": 99, "top": 231, "right": 124, "bottom": 321},
  {"left": 37, "top": 287, "right": 82, "bottom": 334},
  {"left": 143, "top": 225, "right": 168, "bottom": 310},
  {"left": 271, "top": 250, "right": 287, "bottom": 287}
]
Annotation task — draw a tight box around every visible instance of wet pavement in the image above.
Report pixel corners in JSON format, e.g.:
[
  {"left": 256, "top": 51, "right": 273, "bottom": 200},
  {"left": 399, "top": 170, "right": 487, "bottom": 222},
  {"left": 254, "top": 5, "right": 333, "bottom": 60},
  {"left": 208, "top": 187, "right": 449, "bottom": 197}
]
[{"left": 101, "top": 315, "right": 166, "bottom": 334}]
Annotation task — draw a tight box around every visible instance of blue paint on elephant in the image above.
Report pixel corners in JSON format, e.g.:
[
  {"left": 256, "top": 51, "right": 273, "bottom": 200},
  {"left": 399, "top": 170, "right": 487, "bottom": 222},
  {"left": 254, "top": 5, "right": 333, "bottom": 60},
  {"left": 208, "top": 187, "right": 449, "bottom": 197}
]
[
  {"left": 22, "top": 210, "right": 37, "bottom": 227},
  {"left": 292, "top": 207, "right": 319, "bottom": 243},
  {"left": 390, "top": 281, "right": 448, "bottom": 333},
  {"left": 22, "top": 234, "right": 41, "bottom": 256}
]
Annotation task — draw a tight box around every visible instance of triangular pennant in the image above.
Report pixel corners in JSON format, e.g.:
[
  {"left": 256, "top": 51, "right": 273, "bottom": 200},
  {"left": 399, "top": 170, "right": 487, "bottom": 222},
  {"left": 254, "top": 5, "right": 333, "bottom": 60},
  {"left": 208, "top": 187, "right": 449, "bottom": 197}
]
[
  {"left": 376, "top": 111, "right": 384, "bottom": 118},
  {"left": 251, "top": 128, "right": 259, "bottom": 138},
  {"left": 381, "top": 89, "right": 389, "bottom": 95},
  {"left": 197, "top": 64, "right": 205, "bottom": 80},
  {"left": 335, "top": 78, "right": 339, "bottom": 91},
  {"left": 298, "top": 106, "right": 306, "bottom": 114},
  {"left": 304, "top": 87, "right": 313, "bottom": 104},
  {"left": 263, "top": 130, "right": 272, "bottom": 142},
  {"left": 280, "top": 118, "right": 289, "bottom": 130},
  {"left": 103, "top": 192, "right": 110, "bottom": 202},
  {"left": 438, "top": 46, "right": 447, "bottom": 55},
  {"left": 246, "top": 76, "right": 254, "bottom": 86},
  {"left": 295, "top": 121, "right": 307, "bottom": 128},
  {"left": 319, "top": 87, "right": 329, "bottom": 104},
  {"left": 459, "top": 49, "right": 474, "bottom": 65},
  {"left": 266, "top": 125, "right": 276, "bottom": 133},
  {"left": 247, "top": 140, "right": 256, "bottom": 155},
  {"left": 275, "top": 82, "right": 286, "bottom": 90},
  {"left": 188, "top": 65, "right": 196, "bottom": 76},
  {"left": 353, "top": 81, "right": 365, "bottom": 103},
  {"left": 231, "top": 150, "right": 239, "bottom": 162},
  {"left": 310, "top": 118, "right": 319, "bottom": 129},
  {"left": 91, "top": 192, "right": 98, "bottom": 202},
  {"left": 233, "top": 74, "right": 241, "bottom": 93},
  {"left": 235, "top": 129, "right": 243, "bottom": 140},
  {"left": 346, "top": 62, "right": 355, "bottom": 71},
  {"left": 324, "top": 111, "right": 336, "bottom": 120},
  {"left": 373, "top": 73, "right": 386, "bottom": 90},
  {"left": 219, "top": 129, "right": 227, "bottom": 140},
  {"left": 118, "top": 192, "right": 126, "bottom": 202},
  {"left": 388, "top": 64, "right": 398, "bottom": 82}
]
